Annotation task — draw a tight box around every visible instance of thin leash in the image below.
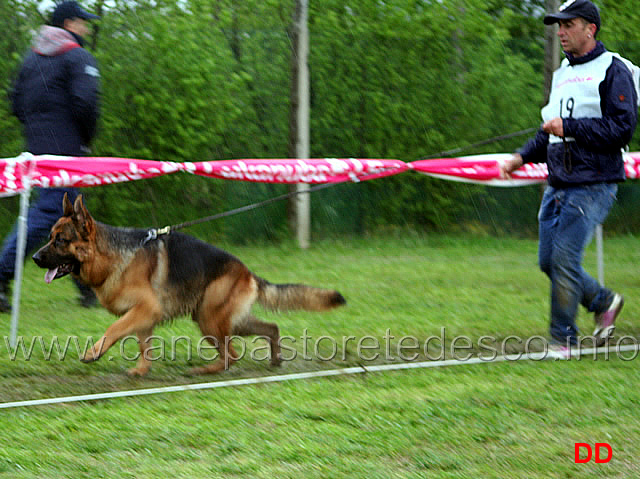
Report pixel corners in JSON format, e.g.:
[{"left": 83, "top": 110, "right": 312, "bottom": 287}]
[
  {"left": 417, "top": 127, "right": 538, "bottom": 160},
  {"left": 143, "top": 127, "right": 539, "bottom": 244},
  {"left": 142, "top": 173, "right": 365, "bottom": 244}
]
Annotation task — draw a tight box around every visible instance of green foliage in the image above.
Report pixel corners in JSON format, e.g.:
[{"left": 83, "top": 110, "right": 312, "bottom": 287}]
[
  {"left": 1, "top": 0, "right": 640, "bottom": 239},
  {"left": 0, "top": 0, "right": 40, "bottom": 158},
  {"left": 308, "top": 0, "right": 543, "bottom": 232}
]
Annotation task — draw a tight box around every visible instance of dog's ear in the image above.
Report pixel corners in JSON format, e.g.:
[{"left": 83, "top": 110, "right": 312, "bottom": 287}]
[
  {"left": 72, "top": 194, "right": 94, "bottom": 239},
  {"left": 63, "top": 193, "right": 74, "bottom": 217}
]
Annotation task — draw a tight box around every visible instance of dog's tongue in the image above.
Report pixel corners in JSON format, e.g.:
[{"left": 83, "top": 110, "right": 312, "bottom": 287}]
[{"left": 44, "top": 267, "right": 59, "bottom": 284}]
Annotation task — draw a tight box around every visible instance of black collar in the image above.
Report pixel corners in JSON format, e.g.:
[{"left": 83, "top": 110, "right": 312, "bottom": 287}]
[
  {"left": 566, "top": 41, "right": 606, "bottom": 66},
  {"left": 67, "top": 30, "right": 85, "bottom": 47}
]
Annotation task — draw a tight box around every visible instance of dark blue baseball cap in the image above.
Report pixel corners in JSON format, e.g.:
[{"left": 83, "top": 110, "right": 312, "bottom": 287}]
[
  {"left": 51, "top": 1, "right": 100, "bottom": 27},
  {"left": 543, "top": 0, "right": 600, "bottom": 32}
]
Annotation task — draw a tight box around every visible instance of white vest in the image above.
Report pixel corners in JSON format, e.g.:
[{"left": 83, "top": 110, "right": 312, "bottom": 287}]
[
  {"left": 541, "top": 52, "right": 615, "bottom": 144},
  {"left": 542, "top": 51, "right": 640, "bottom": 145}
]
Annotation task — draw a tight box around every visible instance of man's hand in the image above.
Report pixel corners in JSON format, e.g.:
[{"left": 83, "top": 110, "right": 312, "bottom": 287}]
[
  {"left": 500, "top": 154, "right": 524, "bottom": 180},
  {"left": 542, "top": 117, "right": 564, "bottom": 137}
]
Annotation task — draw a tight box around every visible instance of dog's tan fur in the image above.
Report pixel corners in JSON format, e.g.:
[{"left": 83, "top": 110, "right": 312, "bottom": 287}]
[{"left": 33, "top": 194, "right": 345, "bottom": 376}]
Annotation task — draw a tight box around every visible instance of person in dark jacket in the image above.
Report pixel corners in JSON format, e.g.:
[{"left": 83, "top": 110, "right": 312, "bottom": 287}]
[
  {"left": 500, "top": 0, "right": 638, "bottom": 354},
  {"left": 0, "top": 1, "right": 100, "bottom": 313}
]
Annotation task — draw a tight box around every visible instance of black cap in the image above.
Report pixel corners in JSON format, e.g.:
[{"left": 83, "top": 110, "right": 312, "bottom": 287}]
[
  {"left": 51, "top": 1, "right": 100, "bottom": 27},
  {"left": 544, "top": 0, "right": 600, "bottom": 32}
]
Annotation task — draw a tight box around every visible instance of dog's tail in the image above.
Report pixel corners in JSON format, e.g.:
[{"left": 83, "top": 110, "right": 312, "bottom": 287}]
[{"left": 255, "top": 276, "right": 346, "bottom": 312}]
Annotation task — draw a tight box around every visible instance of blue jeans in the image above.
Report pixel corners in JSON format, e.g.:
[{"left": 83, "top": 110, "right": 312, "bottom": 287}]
[{"left": 538, "top": 183, "right": 617, "bottom": 345}]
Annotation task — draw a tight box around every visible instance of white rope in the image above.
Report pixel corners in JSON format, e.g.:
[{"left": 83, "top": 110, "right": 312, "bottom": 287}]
[{"left": 0, "top": 342, "right": 637, "bottom": 410}]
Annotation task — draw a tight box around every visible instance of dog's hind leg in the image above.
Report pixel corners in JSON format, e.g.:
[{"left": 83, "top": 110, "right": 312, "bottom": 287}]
[
  {"left": 190, "top": 314, "right": 239, "bottom": 375},
  {"left": 233, "top": 315, "right": 281, "bottom": 366},
  {"left": 189, "top": 266, "right": 257, "bottom": 375},
  {"left": 189, "top": 296, "right": 241, "bottom": 375}
]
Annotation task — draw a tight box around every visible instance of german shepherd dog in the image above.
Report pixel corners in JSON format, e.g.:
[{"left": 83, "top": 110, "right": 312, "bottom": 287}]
[{"left": 32, "top": 194, "right": 346, "bottom": 376}]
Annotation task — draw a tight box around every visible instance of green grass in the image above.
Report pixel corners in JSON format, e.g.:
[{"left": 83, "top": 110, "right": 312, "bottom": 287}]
[{"left": 1, "top": 234, "right": 640, "bottom": 478}]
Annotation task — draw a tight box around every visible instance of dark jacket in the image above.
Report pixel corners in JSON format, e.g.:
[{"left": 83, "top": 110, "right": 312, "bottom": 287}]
[
  {"left": 518, "top": 42, "right": 637, "bottom": 187},
  {"left": 9, "top": 26, "right": 100, "bottom": 156}
]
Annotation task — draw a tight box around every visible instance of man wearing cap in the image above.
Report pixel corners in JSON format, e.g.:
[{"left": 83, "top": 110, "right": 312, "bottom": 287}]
[
  {"left": 0, "top": 1, "right": 101, "bottom": 312},
  {"left": 500, "top": 0, "right": 638, "bottom": 353}
]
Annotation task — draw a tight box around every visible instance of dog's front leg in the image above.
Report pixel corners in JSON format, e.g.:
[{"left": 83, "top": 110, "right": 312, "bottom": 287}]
[
  {"left": 81, "top": 303, "right": 160, "bottom": 366},
  {"left": 126, "top": 328, "right": 155, "bottom": 377}
]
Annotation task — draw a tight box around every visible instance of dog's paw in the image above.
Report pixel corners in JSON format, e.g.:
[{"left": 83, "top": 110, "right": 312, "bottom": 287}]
[
  {"left": 270, "top": 354, "right": 283, "bottom": 367},
  {"left": 186, "top": 366, "right": 209, "bottom": 376},
  {"left": 127, "top": 366, "right": 150, "bottom": 377},
  {"left": 80, "top": 353, "right": 99, "bottom": 363},
  {"left": 187, "top": 362, "right": 228, "bottom": 375}
]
